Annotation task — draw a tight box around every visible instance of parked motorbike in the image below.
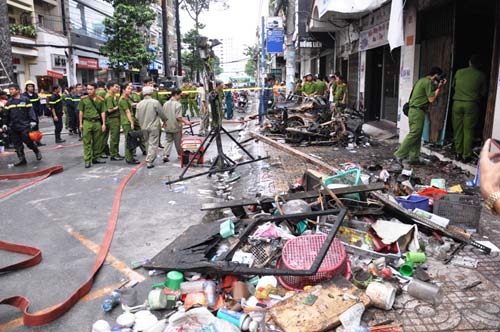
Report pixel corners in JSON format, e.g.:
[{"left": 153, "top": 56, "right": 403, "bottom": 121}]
[{"left": 236, "top": 91, "right": 248, "bottom": 112}]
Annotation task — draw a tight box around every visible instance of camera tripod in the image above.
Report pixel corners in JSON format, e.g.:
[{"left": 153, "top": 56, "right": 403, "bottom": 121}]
[{"left": 165, "top": 91, "right": 268, "bottom": 186}]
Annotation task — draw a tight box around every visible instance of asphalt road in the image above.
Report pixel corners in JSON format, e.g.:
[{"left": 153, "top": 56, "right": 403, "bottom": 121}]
[{"left": 0, "top": 105, "right": 261, "bottom": 331}]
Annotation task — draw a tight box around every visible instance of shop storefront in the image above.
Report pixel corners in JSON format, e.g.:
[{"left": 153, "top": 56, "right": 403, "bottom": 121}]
[{"left": 76, "top": 56, "right": 99, "bottom": 84}]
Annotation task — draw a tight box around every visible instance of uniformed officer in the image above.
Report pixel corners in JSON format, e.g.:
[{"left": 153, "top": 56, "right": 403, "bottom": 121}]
[
  {"left": 452, "top": 55, "right": 487, "bottom": 163},
  {"left": 198, "top": 83, "right": 209, "bottom": 136},
  {"left": 65, "top": 86, "right": 77, "bottom": 135},
  {"left": 314, "top": 76, "right": 328, "bottom": 97},
  {"left": 214, "top": 80, "right": 225, "bottom": 126},
  {"left": 333, "top": 75, "right": 348, "bottom": 106},
  {"left": 160, "top": 88, "right": 191, "bottom": 162},
  {"left": 104, "top": 81, "right": 123, "bottom": 161},
  {"left": 119, "top": 83, "right": 140, "bottom": 164},
  {"left": 180, "top": 82, "right": 189, "bottom": 116},
  {"left": 3, "top": 83, "right": 42, "bottom": 166},
  {"left": 79, "top": 83, "right": 107, "bottom": 168},
  {"left": 395, "top": 67, "right": 447, "bottom": 165},
  {"left": 158, "top": 83, "right": 169, "bottom": 105},
  {"left": 136, "top": 86, "right": 164, "bottom": 168},
  {"left": 302, "top": 73, "right": 316, "bottom": 97},
  {"left": 96, "top": 80, "right": 107, "bottom": 98},
  {"left": 22, "top": 80, "right": 45, "bottom": 146},
  {"left": 187, "top": 82, "right": 199, "bottom": 117},
  {"left": 73, "top": 83, "right": 84, "bottom": 140},
  {"left": 49, "top": 85, "right": 66, "bottom": 143},
  {"left": 143, "top": 78, "right": 159, "bottom": 101}
]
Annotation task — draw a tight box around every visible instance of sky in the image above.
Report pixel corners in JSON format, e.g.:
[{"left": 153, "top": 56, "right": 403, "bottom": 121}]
[{"left": 179, "top": 0, "right": 269, "bottom": 52}]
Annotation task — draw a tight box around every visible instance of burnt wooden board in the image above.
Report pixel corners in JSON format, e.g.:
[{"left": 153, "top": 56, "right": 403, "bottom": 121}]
[{"left": 270, "top": 276, "right": 370, "bottom": 332}]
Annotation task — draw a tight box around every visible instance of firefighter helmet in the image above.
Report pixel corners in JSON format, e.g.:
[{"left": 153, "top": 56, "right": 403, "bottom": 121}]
[
  {"left": 29, "top": 131, "right": 43, "bottom": 142},
  {"left": 24, "top": 80, "right": 36, "bottom": 88}
]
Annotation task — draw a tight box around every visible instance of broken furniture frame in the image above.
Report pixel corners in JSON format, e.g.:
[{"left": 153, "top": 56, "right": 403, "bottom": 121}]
[
  {"left": 201, "top": 183, "right": 385, "bottom": 218},
  {"left": 144, "top": 208, "right": 347, "bottom": 276}
]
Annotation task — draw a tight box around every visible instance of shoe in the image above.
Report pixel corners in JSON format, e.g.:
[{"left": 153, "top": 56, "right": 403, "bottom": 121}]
[
  {"left": 147, "top": 164, "right": 155, "bottom": 169},
  {"left": 163, "top": 157, "right": 169, "bottom": 163},
  {"left": 110, "top": 156, "right": 124, "bottom": 161},
  {"left": 14, "top": 158, "right": 27, "bottom": 166},
  {"left": 455, "top": 154, "right": 462, "bottom": 161},
  {"left": 35, "top": 150, "right": 42, "bottom": 161},
  {"left": 394, "top": 156, "right": 404, "bottom": 165},
  {"left": 36, "top": 142, "right": 46, "bottom": 146},
  {"left": 126, "top": 159, "right": 140, "bottom": 165},
  {"left": 159, "top": 144, "right": 164, "bottom": 148},
  {"left": 101, "top": 154, "right": 109, "bottom": 159},
  {"left": 407, "top": 159, "right": 427, "bottom": 166},
  {"left": 69, "top": 131, "right": 74, "bottom": 136},
  {"left": 92, "top": 159, "right": 106, "bottom": 164},
  {"left": 142, "top": 150, "right": 147, "bottom": 156},
  {"left": 78, "top": 137, "right": 83, "bottom": 141},
  {"left": 85, "top": 161, "right": 91, "bottom": 168},
  {"left": 55, "top": 139, "right": 66, "bottom": 143}
]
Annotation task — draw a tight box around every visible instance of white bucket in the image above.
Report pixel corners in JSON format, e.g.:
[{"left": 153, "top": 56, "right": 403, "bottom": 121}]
[{"left": 366, "top": 281, "right": 396, "bottom": 310}]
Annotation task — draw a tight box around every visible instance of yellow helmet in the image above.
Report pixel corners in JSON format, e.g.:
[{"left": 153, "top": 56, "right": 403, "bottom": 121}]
[{"left": 25, "top": 80, "right": 36, "bottom": 88}]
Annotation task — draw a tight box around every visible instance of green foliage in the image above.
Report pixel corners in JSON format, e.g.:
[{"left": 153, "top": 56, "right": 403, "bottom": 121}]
[
  {"left": 101, "top": 0, "right": 156, "bottom": 71},
  {"left": 9, "top": 24, "right": 37, "bottom": 38},
  {"left": 181, "top": 28, "right": 205, "bottom": 81},
  {"left": 244, "top": 45, "right": 258, "bottom": 77}
]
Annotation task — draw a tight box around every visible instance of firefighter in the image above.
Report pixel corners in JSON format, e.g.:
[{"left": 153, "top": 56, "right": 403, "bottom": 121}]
[
  {"left": 3, "top": 84, "right": 42, "bottom": 166},
  {"left": 48, "top": 85, "right": 66, "bottom": 143},
  {"left": 22, "top": 80, "right": 45, "bottom": 146}
]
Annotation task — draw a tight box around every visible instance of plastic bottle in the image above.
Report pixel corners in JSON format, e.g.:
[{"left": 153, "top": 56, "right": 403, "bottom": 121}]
[
  {"left": 102, "top": 290, "right": 121, "bottom": 312},
  {"left": 204, "top": 280, "right": 217, "bottom": 308},
  {"left": 173, "top": 185, "right": 187, "bottom": 193},
  {"left": 180, "top": 280, "right": 205, "bottom": 294}
]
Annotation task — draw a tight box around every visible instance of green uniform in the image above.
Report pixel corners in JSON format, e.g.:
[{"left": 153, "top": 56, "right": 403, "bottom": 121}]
[
  {"left": 452, "top": 66, "right": 487, "bottom": 159},
  {"left": 104, "top": 93, "right": 121, "bottom": 158},
  {"left": 302, "top": 82, "right": 316, "bottom": 96},
  {"left": 78, "top": 96, "right": 105, "bottom": 162},
  {"left": 314, "top": 80, "right": 327, "bottom": 96},
  {"left": 158, "top": 90, "right": 169, "bottom": 105},
  {"left": 96, "top": 88, "right": 107, "bottom": 99},
  {"left": 181, "top": 86, "right": 189, "bottom": 116},
  {"left": 395, "top": 77, "right": 435, "bottom": 161},
  {"left": 333, "top": 83, "right": 347, "bottom": 104},
  {"left": 119, "top": 96, "right": 136, "bottom": 162},
  {"left": 188, "top": 86, "right": 199, "bottom": 117}
]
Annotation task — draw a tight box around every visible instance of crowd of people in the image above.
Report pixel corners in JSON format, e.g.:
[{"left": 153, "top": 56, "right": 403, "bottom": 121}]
[{"left": 0, "top": 77, "right": 239, "bottom": 169}]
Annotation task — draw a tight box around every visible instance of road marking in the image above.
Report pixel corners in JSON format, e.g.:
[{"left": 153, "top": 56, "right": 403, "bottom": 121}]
[
  {"left": 64, "top": 225, "right": 146, "bottom": 284},
  {"left": 0, "top": 282, "right": 123, "bottom": 330}
]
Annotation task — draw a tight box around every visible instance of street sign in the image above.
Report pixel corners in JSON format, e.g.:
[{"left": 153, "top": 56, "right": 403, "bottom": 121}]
[{"left": 267, "top": 29, "right": 284, "bottom": 54}]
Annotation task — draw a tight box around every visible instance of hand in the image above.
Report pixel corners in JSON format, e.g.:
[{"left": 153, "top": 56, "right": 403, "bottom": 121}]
[
  {"left": 438, "top": 79, "right": 447, "bottom": 88},
  {"left": 79, "top": 125, "right": 83, "bottom": 133},
  {"left": 131, "top": 123, "right": 135, "bottom": 130},
  {"left": 30, "top": 122, "right": 36, "bottom": 129},
  {"left": 480, "top": 139, "right": 500, "bottom": 200},
  {"left": 102, "top": 124, "right": 106, "bottom": 133}
]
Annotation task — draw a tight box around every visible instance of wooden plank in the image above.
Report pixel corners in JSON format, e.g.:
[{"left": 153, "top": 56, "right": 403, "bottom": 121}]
[
  {"left": 270, "top": 276, "right": 370, "bottom": 332},
  {"left": 250, "top": 132, "right": 339, "bottom": 173}
]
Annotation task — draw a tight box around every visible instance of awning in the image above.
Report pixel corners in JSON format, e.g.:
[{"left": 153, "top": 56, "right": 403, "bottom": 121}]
[
  {"left": 11, "top": 46, "right": 38, "bottom": 57},
  {"left": 47, "top": 70, "right": 64, "bottom": 79},
  {"left": 316, "top": 0, "right": 390, "bottom": 19}
]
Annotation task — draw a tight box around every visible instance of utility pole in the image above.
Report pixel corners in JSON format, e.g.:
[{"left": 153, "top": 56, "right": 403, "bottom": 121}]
[
  {"left": 284, "top": 0, "right": 295, "bottom": 96},
  {"left": 161, "top": 0, "right": 169, "bottom": 77},
  {"left": 259, "top": 16, "right": 265, "bottom": 124},
  {"left": 0, "top": 0, "right": 14, "bottom": 86},
  {"left": 61, "top": 0, "right": 75, "bottom": 86},
  {"left": 175, "top": 0, "right": 182, "bottom": 76}
]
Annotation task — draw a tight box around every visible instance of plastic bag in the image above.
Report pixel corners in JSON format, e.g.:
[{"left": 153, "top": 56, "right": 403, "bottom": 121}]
[{"left": 165, "top": 307, "right": 239, "bottom": 332}]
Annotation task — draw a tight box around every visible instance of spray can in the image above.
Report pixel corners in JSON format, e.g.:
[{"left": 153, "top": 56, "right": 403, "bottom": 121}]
[
  {"left": 216, "top": 308, "right": 259, "bottom": 332},
  {"left": 204, "top": 280, "right": 217, "bottom": 308}
]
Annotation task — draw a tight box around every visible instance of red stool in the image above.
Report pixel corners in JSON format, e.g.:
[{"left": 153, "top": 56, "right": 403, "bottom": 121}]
[{"left": 180, "top": 137, "right": 204, "bottom": 168}]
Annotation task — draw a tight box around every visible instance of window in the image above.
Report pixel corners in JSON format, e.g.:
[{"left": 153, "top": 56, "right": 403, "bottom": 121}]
[{"left": 38, "top": 15, "right": 44, "bottom": 26}]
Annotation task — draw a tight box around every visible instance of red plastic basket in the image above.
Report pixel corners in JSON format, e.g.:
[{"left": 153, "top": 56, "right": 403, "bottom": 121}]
[{"left": 278, "top": 235, "right": 350, "bottom": 290}]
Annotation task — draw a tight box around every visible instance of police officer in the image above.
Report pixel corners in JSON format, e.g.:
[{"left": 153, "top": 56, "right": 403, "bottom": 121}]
[
  {"left": 188, "top": 82, "right": 199, "bottom": 117},
  {"left": 73, "top": 83, "right": 84, "bottom": 140},
  {"left": 452, "top": 55, "right": 487, "bottom": 163},
  {"left": 314, "top": 76, "right": 328, "bottom": 98},
  {"left": 302, "top": 73, "right": 316, "bottom": 97},
  {"left": 333, "top": 75, "right": 348, "bottom": 107},
  {"left": 3, "top": 84, "right": 42, "bottom": 166},
  {"left": 49, "top": 85, "right": 66, "bottom": 143},
  {"left": 22, "top": 80, "right": 45, "bottom": 146},
  {"left": 119, "top": 83, "right": 140, "bottom": 164},
  {"left": 65, "top": 86, "right": 78, "bottom": 135},
  {"left": 104, "top": 81, "right": 123, "bottom": 161},
  {"left": 78, "top": 83, "right": 107, "bottom": 168},
  {"left": 96, "top": 80, "right": 107, "bottom": 98},
  {"left": 180, "top": 82, "right": 189, "bottom": 116},
  {"left": 395, "top": 67, "right": 447, "bottom": 165}
]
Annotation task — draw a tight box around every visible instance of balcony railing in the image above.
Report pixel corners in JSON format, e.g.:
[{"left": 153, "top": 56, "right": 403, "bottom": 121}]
[{"left": 9, "top": 23, "right": 37, "bottom": 38}]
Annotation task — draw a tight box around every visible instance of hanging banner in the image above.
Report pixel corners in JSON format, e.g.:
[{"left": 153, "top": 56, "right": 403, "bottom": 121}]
[
  {"left": 359, "top": 21, "right": 389, "bottom": 52},
  {"left": 267, "top": 29, "right": 284, "bottom": 54},
  {"left": 317, "top": 0, "right": 390, "bottom": 18}
]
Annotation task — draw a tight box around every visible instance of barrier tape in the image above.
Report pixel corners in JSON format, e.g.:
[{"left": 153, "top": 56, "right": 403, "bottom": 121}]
[{"left": 0, "top": 162, "right": 144, "bottom": 326}]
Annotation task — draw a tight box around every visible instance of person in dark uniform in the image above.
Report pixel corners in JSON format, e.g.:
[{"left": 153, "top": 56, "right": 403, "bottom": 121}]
[
  {"left": 73, "top": 83, "right": 83, "bottom": 140},
  {"left": 48, "top": 85, "right": 66, "bottom": 143},
  {"left": 3, "top": 84, "right": 42, "bottom": 166},
  {"left": 22, "top": 80, "right": 45, "bottom": 146},
  {"left": 65, "top": 86, "right": 78, "bottom": 135}
]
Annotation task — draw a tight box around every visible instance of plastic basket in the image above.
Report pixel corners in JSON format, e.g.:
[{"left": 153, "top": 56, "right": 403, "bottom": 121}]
[
  {"left": 396, "top": 195, "right": 430, "bottom": 212},
  {"left": 324, "top": 169, "right": 361, "bottom": 200},
  {"left": 433, "top": 194, "right": 481, "bottom": 230},
  {"left": 277, "top": 235, "right": 350, "bottom": 290}
]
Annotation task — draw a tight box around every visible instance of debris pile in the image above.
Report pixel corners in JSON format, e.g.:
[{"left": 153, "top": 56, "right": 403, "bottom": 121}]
[{"left": 91, "top": 154, "right": 493, "bottom": 332}]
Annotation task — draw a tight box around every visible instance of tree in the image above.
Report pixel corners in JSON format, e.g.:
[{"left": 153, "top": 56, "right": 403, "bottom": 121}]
[
  {"left": 0, "top": 0, "right": 14, "bottom": 85},
  {"left": 101, "top": 0, "right": 156, "bottom": 79},
  {"left": 182, "top": 28, "right": 205, "bottom": 81},
  {"left": 180, "top": 0, "right": 228, "bottom": 80},
  {"left": 243, "top": 45, "right": 258, "bottom": 79}
]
